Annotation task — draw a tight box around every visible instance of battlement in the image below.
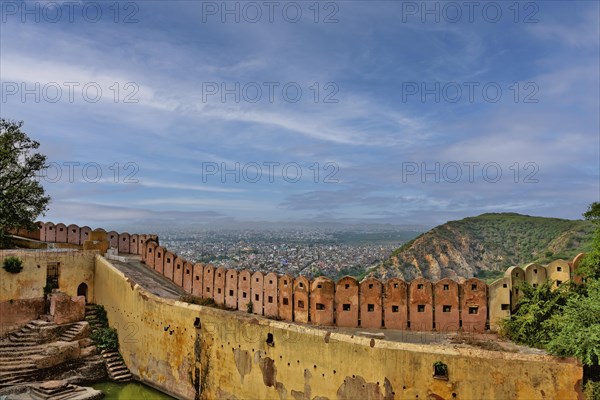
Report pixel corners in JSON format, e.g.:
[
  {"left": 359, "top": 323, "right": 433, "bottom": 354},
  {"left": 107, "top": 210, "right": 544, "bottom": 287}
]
[
  {"left": 18, "top": 222, "right": 586, "bottom": 333},
  {"left": 1, "top": 222, "right": 585, "bottom": 399}
]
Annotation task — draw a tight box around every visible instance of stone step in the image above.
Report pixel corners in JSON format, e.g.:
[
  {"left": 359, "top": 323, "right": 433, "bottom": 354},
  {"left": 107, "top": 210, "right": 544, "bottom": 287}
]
[
  {"left": 29, "top": 320, "right": 52, "bottom": 326},
  {"left": 0, "top": 359, "right": 36, "bottom": 366},
  {"left": 0, "top": 377, "right": 25, "bottom": 387},
  {"left": 0, "top": 349, "right": 40, "bottom": 357},
  {"left": 106, "top": 360, "right": 123, "bottom": 367},
  {"left": 0, "top": 367, "right": 36, "bottom": 376},
  {"left": 0, "top": 360, "right": 36, "bottom": 367},
  {"left": 108, "top": 362, "right": 127, "bottom": 369},
  {"left": 112, "top": 372, "right": 132, "bottom": 381},
  {"left": 0, "top": 345, "right": 40, "bottom": 352},
  {"left": 8, "top": 335, "right": 39, "bottom": 341},
  {"left": 0, "top": 365, "right": 36, "bottom": 374},
  {"left": 9, "top": 332, "right": 39, "bottom": 339},
  {"left": 10, "top": 330, "right": 39, "bottom": 339},
  {"left": 0, "top": 355, "right": 39, "bottom": 362},
  {"left": 0, "top": 365, "right": 36, "bottom": 373},
  {"left": 8, "top": 338, "right": 39, "bottom": 345},
  {"left": 0, "top": 347, "right": 39, "bottom": 354},
  {"left": 0, "top": 370, "right": 36, "bottom": 383},
  {"left": 0, "top": 342, "right": 41, "bottom": 349},
  {"left": 0, "top": 352, "right": 37, "bottom": 359}
]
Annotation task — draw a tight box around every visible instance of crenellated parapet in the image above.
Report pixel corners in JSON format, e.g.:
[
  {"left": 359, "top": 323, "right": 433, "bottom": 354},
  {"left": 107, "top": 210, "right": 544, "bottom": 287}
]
[
  {"left": 139, "top": 243, "right": 583, "bottom": 333},
  {"left": 8, "top": 222, "right": 157, "bottom": 257},
  {"left": 137, "top": 241, "right": 584, "bottom": 333},
  {"left": 18, "top": 222, "right": 585, "bottom": 333}
]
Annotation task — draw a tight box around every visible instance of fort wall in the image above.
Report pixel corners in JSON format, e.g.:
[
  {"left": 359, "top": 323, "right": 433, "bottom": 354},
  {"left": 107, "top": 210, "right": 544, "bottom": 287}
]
[
  {"left": 93, "top": 255, "right": 583, "bottom": 400},
  {"left": 8, "top": 222, "right": 585, "bottom": 333}
]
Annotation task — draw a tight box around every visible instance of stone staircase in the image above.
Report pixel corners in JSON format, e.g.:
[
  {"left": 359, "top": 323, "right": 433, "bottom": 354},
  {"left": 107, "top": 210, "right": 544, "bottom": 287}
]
[
  {"left": 0, "top": 318, "right": 104, "bottom": 388},
  {"left": 58, "top": 322, "right": 88, "bottom": 342},
  {"left": 101, "top": 350, "right": 132, "bottom": 382},
  {"left": 85, "top": 304, "right": 132, "bottom": 383},
  {"left": 84, "top": 305, "right": 103, "bottom": 332},
  {"left": 8, "top": 320, "right": 56, "bottom": 345},
  {"left": 0, "top": 320, "right": 56, "bottom": 387}
]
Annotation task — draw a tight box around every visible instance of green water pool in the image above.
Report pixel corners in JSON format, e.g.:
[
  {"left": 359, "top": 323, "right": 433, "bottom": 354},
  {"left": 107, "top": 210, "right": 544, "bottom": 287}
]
[{"left": 91, "top": 381, "right": 175, "bottom": 400}]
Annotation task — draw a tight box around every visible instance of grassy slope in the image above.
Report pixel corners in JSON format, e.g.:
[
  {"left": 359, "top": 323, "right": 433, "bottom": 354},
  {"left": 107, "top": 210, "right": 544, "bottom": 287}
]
[{"left": 384, "top": 213, "right": 595, "bottom": 281}]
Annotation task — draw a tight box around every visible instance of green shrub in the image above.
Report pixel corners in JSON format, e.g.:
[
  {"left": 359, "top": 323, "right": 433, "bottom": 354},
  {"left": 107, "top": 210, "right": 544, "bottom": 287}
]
[
  {"left": 198, "top": 297, "right": 216, "bottom": 306},
  {"left": 500, "top": 280, "right": 572, "bottom": 348},
  {"left": 180, "top": 295, "right": 216, "bottom": 307},
  {"left": 92, "top": 304, "right": 108, "bottom": 326},
  {"left": 3, "top": 256, "right": 23, "bottom": 273},
  {"left": 179, "top": 294, "right": 195, "bottom": 303},
  {"left": 585, "top": 380, "right": 600, "bottom": 400},
  {"left": 247, "top": 301, "right": 253, "bottom": 313},
  {"left": 433, "top": 361, "right": 448, "bottom": 378},
  {"left": 91, "top": 327, "right": 119, "bottom": 351}
]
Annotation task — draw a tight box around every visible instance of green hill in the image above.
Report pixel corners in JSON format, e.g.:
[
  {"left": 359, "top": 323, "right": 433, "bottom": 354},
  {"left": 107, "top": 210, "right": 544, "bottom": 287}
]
[{"left": 377, "top": 213, "right": 595, "bottom": 282}]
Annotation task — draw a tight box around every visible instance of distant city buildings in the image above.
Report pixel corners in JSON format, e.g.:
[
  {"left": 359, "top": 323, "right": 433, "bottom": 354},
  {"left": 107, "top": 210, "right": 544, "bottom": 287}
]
[{"left": 159, "top": 229, "right": 402, "bottom": 279}]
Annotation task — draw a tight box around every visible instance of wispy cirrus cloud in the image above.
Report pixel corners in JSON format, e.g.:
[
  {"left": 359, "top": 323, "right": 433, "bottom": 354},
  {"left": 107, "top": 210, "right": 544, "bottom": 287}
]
[{"left": 1, "top": 1, "right": 597, "bottom": 226}]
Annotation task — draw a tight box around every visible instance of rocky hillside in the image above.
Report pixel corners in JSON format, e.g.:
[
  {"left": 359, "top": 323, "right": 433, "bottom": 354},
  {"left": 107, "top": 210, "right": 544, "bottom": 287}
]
[{"left": 376, "top": 213, "right": 595, "bottom": 282}]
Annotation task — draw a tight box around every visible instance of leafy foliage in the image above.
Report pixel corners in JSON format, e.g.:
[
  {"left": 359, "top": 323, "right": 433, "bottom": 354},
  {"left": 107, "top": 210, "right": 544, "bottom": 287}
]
[
  {"left": 577, "top": 202, "right": 600, "bottom": 280},
  {"left": 501, "top": 281, "right": 572, "bottom": 348},
  {"left": 584, "top": 202, "right": 600, "bottom": 223},
  {"left": 584, "top": 380, "right": 600, "bottom": 400},
  {"left": 246, "top": 300, "right": 253, "bottom": 313},
  {"left": 2, "top": 256, "right": 23, "bottom": 273},
  {"left": 475, "top": 269, "right": 505, "bottom": 283},
  {"left": 180, "top": 294, "right": 217, "bottom": 307},
  {"left": 93, "top": 304, "right": 109, "bottom": 326},
  {"left": 333, "top": 265, "right": 369, "bottom": 281},
  {"left": 501, "top": 202, "right": 600, "bottom": 399},
  {"left": 91, "top": 327, "right": 119, "bottom": 351},
  {"left": 546, "top": 279, "right": 600, "bottom": 366},
  {"left": 0, "top": 119, "right": 50, "bottom": 247},
  {"left": 433, "top": 361, "right": 448, "bottom": 377}
]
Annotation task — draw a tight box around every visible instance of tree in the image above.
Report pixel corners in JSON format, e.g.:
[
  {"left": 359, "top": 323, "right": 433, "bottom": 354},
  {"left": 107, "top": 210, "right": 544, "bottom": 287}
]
[
  {"left": 546, "top": 279, "right": 600, "bottom": 366},
  {"left": 0, "top": 119, "right": 50, "bottom": 247},
  {"left": 500, "top": 280, "right": 572, "bottom": 348},
  {"left": 578, "top": 202, "right": 600, "bottom": 280},
  {"left": 583, "top": 202, "right": 600, "bottom": 223}
]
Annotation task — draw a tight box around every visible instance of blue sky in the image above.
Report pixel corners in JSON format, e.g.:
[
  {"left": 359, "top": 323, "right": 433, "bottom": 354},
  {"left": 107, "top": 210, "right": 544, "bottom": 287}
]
[{"left": 1, "top": 0, "right": 598, "bottom": 229}]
